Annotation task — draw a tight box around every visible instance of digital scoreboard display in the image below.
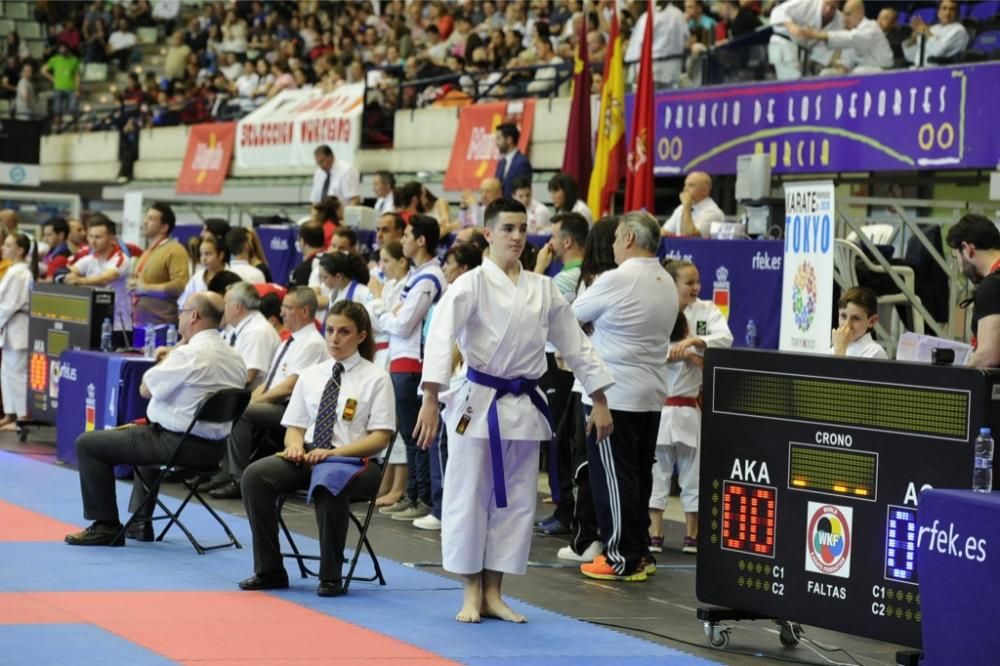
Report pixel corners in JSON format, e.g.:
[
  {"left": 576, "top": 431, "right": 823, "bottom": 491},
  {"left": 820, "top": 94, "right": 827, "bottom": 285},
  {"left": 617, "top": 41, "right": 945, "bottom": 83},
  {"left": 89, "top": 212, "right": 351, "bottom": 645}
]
[{"left": 697, "top": 350, "right": 996, "bottom": 648}]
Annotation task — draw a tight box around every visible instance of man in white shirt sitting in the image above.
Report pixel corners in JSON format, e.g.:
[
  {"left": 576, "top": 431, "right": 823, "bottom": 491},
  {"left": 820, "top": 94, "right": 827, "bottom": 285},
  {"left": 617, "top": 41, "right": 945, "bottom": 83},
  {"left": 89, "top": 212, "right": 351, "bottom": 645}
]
[
  {"left": 512, "top": 175, "right": 552, "bottom": 234},
  {"left": 310, "top": 144, "right": 361, "bottom": 206},
  {"left": 224, "top": 227, "right": 265, "bottom": 284},
  {"left": 209, "top": 287, "right": 331, "bottom": 500},
  {"left": 65, "top": 292, "right": 246, "bottom": 546},
  {"left": 64, "top": 216, "right": 132, "bottom": 348},
  {"left": 788, "top": 0, "right": 893, "bottom": 74},
  {"left": 372, "top": 170, "right": 396, "bottom": 214},
  {"left": 660, "top": 171, "right": 725, "bottom": 238},
  {"left": 903, "top": 0, "right": 969, "bottom": 66},
  {"left": 768, "top": 0, "right": 841, "bottom": 80},
  {"left": 222, "top": 281, "right": 281, "bottom": 391}
]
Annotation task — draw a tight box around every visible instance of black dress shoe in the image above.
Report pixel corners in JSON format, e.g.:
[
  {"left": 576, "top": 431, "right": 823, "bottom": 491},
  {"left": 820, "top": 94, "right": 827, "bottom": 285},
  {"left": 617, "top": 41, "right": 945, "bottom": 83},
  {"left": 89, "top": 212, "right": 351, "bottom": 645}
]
[
  {"left": 65, "top": 522, "right": 124, "bottom": 547},
  {"left": 209, "top": 481, "right": 242, "bottom": 500},
  {"left": 238, "top": 571, "right": 289, "bottom": 591},
  {"left": 125, "top": 521, "right": 154, "bottom": 542},
  {"left": 317, "top": 579, "right": 344, "bottom": 597}
]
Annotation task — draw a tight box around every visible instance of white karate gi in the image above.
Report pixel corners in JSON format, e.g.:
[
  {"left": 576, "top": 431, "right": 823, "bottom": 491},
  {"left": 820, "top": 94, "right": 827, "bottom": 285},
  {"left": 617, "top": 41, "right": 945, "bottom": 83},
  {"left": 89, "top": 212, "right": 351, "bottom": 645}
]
[
  {"left": 652, "top": 300, "right": 732, "bottom": 512},
  {"left": 768, "top": 0, "right": 843, "bottom": 80},
  {"left": 422, "top": 259, "right": 613, "bottom": 575},
  {"left": 0, "top": 263, "right": 31, "bottom": 417}
]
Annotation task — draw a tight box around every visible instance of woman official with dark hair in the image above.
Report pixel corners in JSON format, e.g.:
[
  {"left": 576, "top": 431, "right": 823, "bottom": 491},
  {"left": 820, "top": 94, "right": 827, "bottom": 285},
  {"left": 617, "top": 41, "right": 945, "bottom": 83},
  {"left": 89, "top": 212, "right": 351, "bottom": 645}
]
[{"left": 239, "top": 300, "right": 396, "bottom": 597}]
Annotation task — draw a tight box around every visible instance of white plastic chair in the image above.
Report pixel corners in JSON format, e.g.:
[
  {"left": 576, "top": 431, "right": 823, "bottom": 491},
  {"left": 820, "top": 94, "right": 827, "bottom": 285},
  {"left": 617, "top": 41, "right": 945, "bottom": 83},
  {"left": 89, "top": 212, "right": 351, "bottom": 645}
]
[
  {"left": 833, "top": 239, "right": 924, "bottom": 336},
  {"left": 846, "top": 223, "right": 895, "bottom": 246}
]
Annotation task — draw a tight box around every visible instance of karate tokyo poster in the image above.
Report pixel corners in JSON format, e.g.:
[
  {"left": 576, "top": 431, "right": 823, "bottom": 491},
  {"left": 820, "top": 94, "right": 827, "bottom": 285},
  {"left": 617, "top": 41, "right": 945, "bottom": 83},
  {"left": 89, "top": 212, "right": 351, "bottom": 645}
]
[
  {"left": 779, "top": 181, "right": 835, "bottom": 353},
  {"left": 235, "top": 83, "right": 364, "bottom": 169}
]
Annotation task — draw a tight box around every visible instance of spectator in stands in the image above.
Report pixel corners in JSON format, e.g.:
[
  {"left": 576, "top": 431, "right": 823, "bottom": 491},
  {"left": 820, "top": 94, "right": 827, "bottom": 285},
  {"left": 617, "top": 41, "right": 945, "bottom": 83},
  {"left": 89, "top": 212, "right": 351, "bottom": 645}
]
[
  {"left": 329, "top": 228, "right": 358, "bottom": 255},
  {"left": 258, "top": 291, "right": 288, "bottom": 341},
  {"left": 57, "top": 18, "right": 82, "bottom": 53},
  {"left": 373, "top": 170, "right": 396, "bottom": 214},
  {"left": 108, "top": 18, "right": 138, "bottom": 73},
  {"left": 0, "top": 56, "right": 20, "bottom": 101},
  {"left": 83, "top": 18, "right": 109, "bottom": 64},
  {"left": 375, "top": 212, "right": 406, "bottom": 257},
  {"left": 152, "top": 0, "right": 181, "bottom": 35},
  {"left": 715, "top": 0, "right": 762, "bottom": 42},
  {"left": 14, "top": 62, "right": 35, "bottom": 120},
  {"left": 130, "top": 0, "right": 155, "bottom": 28},
  {"left": 221, "top": 10, "right": 249, "bottom": 56},
  {"left": 40, "top": 217, "right": 72, "bottom": 281},
  {"left": 223, "top": 281, "right": 281, "bottom": 393},
  {"left": 0, "top": 210, "right": 17, "bottom": 235},
  {"left": 311, "top": 144, "right": 361, "bottom": 206},
  {"left": 829, "top": 286, "right": 887, "bottom": 359},
  {"left": 178, "top": 235, "right": 227, "bottom": 309},
  {"left": 42, "top": 43, "right": 81, "bottom": 132},
  {"left": 525, "top": 31, "right": 565, "bottom": 95},
  {"left": 458, "top": 177, "right": 502, "bottom": 229},
  {"left": 421, "top": 186, "right": 454, "bottom": 236},
  {"left": 266, "top": 60, "right": 297, "bottom": 98},
  {"left": 587, "top": 30, "right": 607, "bottom": 73},
  {"left": 245, "top": 229, "right": 273, "bottom": 283},
  {"left": 494, "top": 123, "right": 532, "bottom": 198},
  {"left": 0, "top": 233, "right": 36, "bottom": 432},
  {"left": 788, "top": 0, "right": 892, "bottom": 74},
  {"left": 903, "top": 0, "right": 969, "bottom": 66},
  {"left": 512, "top": 175, "right": 552, "bottom": 234},
  {"left": 549, "top": 173, "right": 594, "bottom": 224},
  {"left": 233, "top": 59, "right": 261, "bottom": 110},
  {"left": 625, "top": 1, "right": 689, "bottom": 87},
  {"left": 946, "top": 214, "right": 1000, "bottom": 368},
  {"left": 66, "top": 291, "right": 245, "bottom": 547},
  {"left": 312, "top": 195, "right": 342, "bottom": 251},
  {"left": 65, "top": 217, "right": 132, "bottom": 348},
  {"left": 289, "top": 221, "right": 326, "bottom": 288},
  {"left": 768, "top": 0, "right": 841, "bottom": 80},
  {"left": 225, "top": 228, "right": 266, "bottom": 284},
  {"left": 686, "top": 1, "right": 717, "bottom": 39},
  {"left": 68, "top": 218, "right": 88, "bottom": 254},
  {"left": 129, "top": 202, "right": 190, "bottom": 326},
  {"left": 877, "top": 8, "right": 908, "bottom": 64},
  {"left": 660, "top": 171, "right": 725, "bottom": 238},
  {"left": 164, "top": 30, "right": 191, "bottom": 81},
  {"left": 207, "top": 270, "right": 243, "bottom": 296}
]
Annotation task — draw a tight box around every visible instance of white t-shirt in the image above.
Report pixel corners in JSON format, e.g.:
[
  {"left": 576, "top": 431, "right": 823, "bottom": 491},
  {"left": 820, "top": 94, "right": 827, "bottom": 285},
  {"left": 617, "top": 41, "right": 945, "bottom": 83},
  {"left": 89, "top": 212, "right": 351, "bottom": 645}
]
[
  {"left": 228, "top": 259, "right": 265, "bottom": 284},
  {"left": 829, "top": 331, "right": 888, "bottom": 359},
  {"left": 72, "top": 246, "right": 133, "bottom": 331},
  {"left": 661, "top": 197, "right": 726, "bottom": 237},
  {"left": 226, "top": 310, "right": 281, "bottom": 388}
]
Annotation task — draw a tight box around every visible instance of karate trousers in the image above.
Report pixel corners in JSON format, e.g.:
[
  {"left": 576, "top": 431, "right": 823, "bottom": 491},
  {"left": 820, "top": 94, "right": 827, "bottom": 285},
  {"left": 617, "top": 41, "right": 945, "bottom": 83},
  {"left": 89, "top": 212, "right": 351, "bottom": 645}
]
[
  {"left": 587, "top": 409, "right": 660, "bottom": 574},
  {"left": 441, "top": 433, "right": 539, "bottom": 575},
  {"left": 1, "top": 347, "right": 26, "bottom": 417}
]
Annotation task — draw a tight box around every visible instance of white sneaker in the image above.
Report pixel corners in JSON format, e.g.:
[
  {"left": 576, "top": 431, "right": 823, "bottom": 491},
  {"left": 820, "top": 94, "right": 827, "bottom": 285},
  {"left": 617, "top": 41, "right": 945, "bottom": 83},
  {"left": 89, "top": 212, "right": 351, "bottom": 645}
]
[
  {"left": 413, "top": 513, "right": 441, "bottom": 530},
  {"left": 557, "top": 541, "right": 603, "bottom": 562}
]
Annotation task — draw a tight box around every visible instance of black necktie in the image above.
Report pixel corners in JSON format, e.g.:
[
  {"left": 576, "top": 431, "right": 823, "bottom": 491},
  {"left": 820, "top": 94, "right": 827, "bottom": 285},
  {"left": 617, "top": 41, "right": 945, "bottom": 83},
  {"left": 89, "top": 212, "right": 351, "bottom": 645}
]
[
  {"left": 229, "top": 331, "right": 237, "bottom": 346},
  {"left": 321, "top": 170, "right": 331, "bottom": 199},
  {"left": 263, "top": 338, "right": 293, "bottom": 391},
  {"left": 310, "top": 362, "right": 345, "bottom": 450}
]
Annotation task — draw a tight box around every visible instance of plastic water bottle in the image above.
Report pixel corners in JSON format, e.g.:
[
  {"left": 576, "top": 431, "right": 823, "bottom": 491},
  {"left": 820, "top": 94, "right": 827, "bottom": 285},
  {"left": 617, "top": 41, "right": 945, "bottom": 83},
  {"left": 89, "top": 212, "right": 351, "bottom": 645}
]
[
  {"left": 745, "top": 319, "right": 758, "bottom": 348},
  {"left": 166, "top": 324, "right": 177, "bottom": 347},
  {"left": 100, "top": 318, "right": 112, "bottom": 352},
  {"left": 973, "top": 427, "right": 994, "bottom": 493},
  {"left": 143, "top": 323, "right": 156, "bottom": 358}
]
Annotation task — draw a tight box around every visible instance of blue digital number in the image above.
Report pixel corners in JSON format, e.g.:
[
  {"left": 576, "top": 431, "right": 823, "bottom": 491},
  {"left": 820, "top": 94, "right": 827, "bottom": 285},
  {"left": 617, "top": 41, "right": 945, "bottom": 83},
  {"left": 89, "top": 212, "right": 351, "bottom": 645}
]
[{"left": 885, "top": 506, "right": 918, "bottom": 584}]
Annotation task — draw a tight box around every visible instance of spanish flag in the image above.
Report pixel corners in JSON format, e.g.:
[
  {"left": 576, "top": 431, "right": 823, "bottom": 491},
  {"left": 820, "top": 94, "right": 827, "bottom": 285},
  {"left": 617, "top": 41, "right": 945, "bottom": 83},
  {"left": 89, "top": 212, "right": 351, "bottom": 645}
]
[{"left": 586, "top": 8, "right": 625, "bottom": 219}]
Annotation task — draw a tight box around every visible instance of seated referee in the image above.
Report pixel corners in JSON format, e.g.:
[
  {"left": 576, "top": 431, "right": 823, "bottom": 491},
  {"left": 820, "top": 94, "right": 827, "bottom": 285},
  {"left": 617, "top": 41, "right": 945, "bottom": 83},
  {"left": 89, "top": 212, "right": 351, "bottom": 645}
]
[{"left": 65, "top": 292, "right": 247, "bottom": 546}]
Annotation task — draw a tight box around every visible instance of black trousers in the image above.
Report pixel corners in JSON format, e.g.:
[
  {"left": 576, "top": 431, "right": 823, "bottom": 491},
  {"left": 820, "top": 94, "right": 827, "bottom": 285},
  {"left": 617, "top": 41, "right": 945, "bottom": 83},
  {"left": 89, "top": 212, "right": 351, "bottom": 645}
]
[
  {"left": 241, "top": 455, "right": 379, "bottom": 581},
  {"left": 393, "top": 371, "right": 430, "bottom": 505},
  {"left": 216, "top": 401, "right": 287, "bottom": 483},
  {"left": 586, "top": 409, "right": 659, "bottom": 574},
  {"left": 569, "top": 397, "right": 601, "bottom": 553},
  {"left": 75, "top": 424, "right": 223, "bottom": 522},
  {"left": 539, "top": 352, "right": 575, "bottom": 509}
]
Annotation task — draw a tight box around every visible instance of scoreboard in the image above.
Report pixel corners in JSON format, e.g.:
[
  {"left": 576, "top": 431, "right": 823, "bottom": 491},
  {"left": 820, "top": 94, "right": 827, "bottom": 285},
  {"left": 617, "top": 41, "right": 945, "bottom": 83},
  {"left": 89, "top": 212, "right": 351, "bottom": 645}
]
[{"left": 696, "top": 349, "right": 997, "bottom": 648}]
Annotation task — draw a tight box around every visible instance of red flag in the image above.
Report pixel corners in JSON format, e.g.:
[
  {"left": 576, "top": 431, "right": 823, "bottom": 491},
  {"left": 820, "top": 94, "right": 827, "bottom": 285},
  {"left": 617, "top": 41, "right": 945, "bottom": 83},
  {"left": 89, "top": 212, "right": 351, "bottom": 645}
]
[
  {"left": 625, "top": 0, "right": 655, "bottom": 213},
  {"left": 561, "top": 13, "right": 592, "bottom": 196}
]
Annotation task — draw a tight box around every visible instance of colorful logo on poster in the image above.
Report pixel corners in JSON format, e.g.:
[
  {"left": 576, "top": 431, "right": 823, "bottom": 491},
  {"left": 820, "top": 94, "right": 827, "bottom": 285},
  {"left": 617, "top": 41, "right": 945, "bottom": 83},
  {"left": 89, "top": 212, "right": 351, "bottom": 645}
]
[
  {"left": 791, "top": 261, "right": 817, "bottom": 332},
  {"left": 712, "top": 265, "right": 730, "bottom": 320},
  {"left": 805, "top": 502, "right": 853, "bottom": 578},
  {"left": 85, "top": 383, "right": 96, "bottom": 432}
]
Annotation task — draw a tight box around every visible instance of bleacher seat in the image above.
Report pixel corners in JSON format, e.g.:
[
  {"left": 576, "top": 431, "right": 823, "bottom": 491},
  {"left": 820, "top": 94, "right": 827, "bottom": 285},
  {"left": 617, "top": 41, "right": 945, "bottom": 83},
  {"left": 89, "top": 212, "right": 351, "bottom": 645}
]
[
  {"left": 0, "top": 19, "right": 15, "bottom": 35},
  {"left": 6, "top": 2, "right": 29, "bottom": 20},
  {"left": 967, "top": 30, "right": 1000, "bottom": 60},
  {"left": 82, "top": 62, "right": 109, "bottom": 83},
  {"left": 27, "top": 40, "right": 43, "bottom": 60},
  {"left": 912, "top": 7, "right": 939, "bottom": 24},
  {"left": 969, "top": 1, "right": 1000, "bottom": 22},
  {"left": 137, "top": 27, "right": 159, "bottom": 45},
  {"left": 18, "top": 21, "right": 41, "bottom": 39}
]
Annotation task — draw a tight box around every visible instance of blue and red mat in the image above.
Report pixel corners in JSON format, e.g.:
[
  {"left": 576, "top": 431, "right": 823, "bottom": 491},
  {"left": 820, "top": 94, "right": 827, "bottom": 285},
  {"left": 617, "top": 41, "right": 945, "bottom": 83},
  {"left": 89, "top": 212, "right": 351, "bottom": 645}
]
[{"left": 0, "top": 450, "right": 718, "bottom": 665}]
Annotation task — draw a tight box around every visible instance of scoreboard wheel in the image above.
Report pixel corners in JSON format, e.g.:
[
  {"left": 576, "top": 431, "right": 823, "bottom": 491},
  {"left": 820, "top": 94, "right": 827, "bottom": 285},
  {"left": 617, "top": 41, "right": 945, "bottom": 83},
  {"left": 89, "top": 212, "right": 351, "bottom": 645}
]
[
  {"left": 704, "top": 623, "right": 731, "bottom": 649},
  {"left": 777, "top": 621, "right": 802, "bottom": 648}
]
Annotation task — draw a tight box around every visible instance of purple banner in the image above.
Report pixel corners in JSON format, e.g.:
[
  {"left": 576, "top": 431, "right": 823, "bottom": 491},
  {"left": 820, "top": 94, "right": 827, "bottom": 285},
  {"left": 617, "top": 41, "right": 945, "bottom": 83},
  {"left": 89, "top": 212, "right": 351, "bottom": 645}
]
[{"left": 647, "top": 63, "right": 1000, "bottom": 175}]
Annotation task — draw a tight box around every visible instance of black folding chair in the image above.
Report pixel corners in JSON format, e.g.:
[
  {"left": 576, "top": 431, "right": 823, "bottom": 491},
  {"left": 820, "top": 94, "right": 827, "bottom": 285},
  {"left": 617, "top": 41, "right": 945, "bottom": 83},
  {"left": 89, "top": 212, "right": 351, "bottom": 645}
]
[
  {"left": 115, "top": 388, "right": 252, "bottom": 554},
  {"left": 276, "top": 435, "right": 395, "bottom": 594}
]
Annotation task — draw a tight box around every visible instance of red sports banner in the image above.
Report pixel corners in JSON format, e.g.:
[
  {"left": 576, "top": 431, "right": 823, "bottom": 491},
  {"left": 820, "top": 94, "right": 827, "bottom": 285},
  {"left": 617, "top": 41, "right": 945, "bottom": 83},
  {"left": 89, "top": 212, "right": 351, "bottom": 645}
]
[
  {"left": 176, "top": 122, "right": 236, "bottom": 195},
  {"left": 443, "top": 99, "right": 535, "bottom": 192}
]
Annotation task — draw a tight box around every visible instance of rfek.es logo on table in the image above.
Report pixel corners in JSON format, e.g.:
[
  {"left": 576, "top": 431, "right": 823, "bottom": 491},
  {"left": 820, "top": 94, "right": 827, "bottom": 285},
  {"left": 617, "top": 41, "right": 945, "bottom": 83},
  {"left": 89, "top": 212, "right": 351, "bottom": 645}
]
[{"left": 779, "top": 181, "right": 834, "bottom": 352}]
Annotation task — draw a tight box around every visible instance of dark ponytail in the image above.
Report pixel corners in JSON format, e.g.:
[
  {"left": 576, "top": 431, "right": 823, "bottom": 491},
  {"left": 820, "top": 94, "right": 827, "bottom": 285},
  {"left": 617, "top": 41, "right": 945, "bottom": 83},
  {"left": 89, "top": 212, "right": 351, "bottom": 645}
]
[{"left": 328, "top": 300, "right": 376, "bottom": 362}]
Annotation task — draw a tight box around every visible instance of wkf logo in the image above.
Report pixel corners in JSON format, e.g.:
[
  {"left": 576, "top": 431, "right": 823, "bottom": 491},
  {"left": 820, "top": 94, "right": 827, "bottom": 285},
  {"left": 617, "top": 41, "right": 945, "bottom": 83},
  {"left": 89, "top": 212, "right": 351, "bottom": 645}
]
[
  {"left": 712, "top": 265, "right": 730, "bottom": 320},
  {"left": 805, "top": 502, "right": 853, "bottom": 578}
]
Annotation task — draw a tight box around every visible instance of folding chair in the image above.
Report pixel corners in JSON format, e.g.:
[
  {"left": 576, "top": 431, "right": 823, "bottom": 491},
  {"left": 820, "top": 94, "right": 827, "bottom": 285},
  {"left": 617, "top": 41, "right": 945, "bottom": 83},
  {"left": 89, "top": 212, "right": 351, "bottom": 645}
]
[
  {"left": 115, "top": 388, "right": 252, "bottom": 554},
  {"left": 276, "top": 435, "right": 395, "bottom": 594}
]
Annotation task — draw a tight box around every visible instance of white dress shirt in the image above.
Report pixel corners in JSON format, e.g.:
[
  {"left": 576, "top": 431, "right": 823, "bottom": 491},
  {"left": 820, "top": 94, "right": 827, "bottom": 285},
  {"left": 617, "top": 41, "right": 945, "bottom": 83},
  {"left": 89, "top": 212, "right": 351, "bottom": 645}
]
[
  {"left": 374, "top": 192, "right": 395, "bottom": 214},
  {"left": 143, "top": 329, "right": 247, "bottom": 439},
  {"left": 829, "top": 332, "right": 888, "bottom": 359},
  {"left": 310, "top": 159, "right": 361, "bottom": 204},
  {"left": 662, "top": 197, "right": 726, "bottom": 237},
  {"left": 903, "top": 22, "right": 969, "bottom": 65},
  {"left": 827, "top": 17, "right": 894, "bottom": 71},
  {"left": 624, "top": 4, "right": 688, "bottom": 83},
  {"left": 227, "top": 310, "right": 281, "bottom": 388},
  {"left": 572, "top": 199, "right": 594, "bottom": 224},
  {"left": 281, "top": 352, "right": 396, "bottom": 447},
  {"left": 526, "top": 199, "right": 552, "bottom": 234},
  {"left": 72, "top": 246, "right": 133, "bottom": 332},
  {"left": 263, "top": 322, "right": 329, "bottom": 390},
  {"left": 573, "top": 257, "right": 678, "bottom": 411},
  {"left": 228, "top": 259, "right": 265, "bottom": 284}
]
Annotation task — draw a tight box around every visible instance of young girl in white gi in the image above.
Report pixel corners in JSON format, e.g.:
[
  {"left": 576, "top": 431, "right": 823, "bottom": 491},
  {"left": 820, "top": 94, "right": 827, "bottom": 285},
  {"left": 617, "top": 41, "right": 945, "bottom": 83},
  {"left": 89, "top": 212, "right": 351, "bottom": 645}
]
[
  {"left": 0, "top": 233, "right": 35, "bottom": 431},
  {"left": 414, "top": 198, "right": 614, "bottom": 624},
  {"left": 650, "top": 260, "right": 732, "bottom": 554},
  {"left": 829, "top": 287, "right": 888, "bottom": 359}
]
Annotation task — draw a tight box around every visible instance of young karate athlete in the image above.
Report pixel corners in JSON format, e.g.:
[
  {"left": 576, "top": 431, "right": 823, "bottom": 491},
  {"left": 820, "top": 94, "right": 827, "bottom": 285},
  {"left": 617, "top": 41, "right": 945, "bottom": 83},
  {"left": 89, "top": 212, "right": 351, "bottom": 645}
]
[{"left": 414, "top": 198, "right": 614, "bottom": 623}]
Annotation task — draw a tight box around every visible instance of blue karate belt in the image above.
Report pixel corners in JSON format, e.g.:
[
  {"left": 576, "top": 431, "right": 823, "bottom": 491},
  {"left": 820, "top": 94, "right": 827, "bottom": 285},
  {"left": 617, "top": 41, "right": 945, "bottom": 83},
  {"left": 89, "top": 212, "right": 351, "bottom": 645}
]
[
  {"left": 465, "top": 367, "right": 551, "bottom": 509},
  {"left": 306, "top": 457, "right": 368, "bottom": 504}
]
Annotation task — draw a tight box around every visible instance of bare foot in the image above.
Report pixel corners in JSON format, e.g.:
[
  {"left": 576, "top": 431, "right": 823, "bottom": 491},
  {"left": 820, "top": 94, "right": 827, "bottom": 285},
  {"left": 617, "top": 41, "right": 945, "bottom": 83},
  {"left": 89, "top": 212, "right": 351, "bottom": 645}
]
[
  {"left": 455, "top": 603, "right": 481, "bottom": 623},
  {"left": 375, "top": 491, "right": 402, "bottom": 507},
  {"left": 0, "top": 416, "right": 14, "bottom": 429},
  {"left": 0, "top": 422, "right": 18, "bottom": 432},
  {"left": 481, "top": 597, "right": 527, "bottom": 623}
]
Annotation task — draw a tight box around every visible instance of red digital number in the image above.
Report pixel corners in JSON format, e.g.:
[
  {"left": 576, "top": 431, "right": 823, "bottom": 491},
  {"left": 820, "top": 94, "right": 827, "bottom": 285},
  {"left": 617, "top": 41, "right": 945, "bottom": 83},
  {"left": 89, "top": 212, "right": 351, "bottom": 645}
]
[{"left": 721, "top": 482, "right": 776, "bottom": 557}]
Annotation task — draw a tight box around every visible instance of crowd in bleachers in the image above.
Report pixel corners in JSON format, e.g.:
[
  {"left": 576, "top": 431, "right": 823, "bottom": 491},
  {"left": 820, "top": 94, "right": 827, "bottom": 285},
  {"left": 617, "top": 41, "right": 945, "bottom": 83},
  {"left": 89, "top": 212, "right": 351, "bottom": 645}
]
[{"left": 1, "top": 1, "right": 999, "bottom": 135}]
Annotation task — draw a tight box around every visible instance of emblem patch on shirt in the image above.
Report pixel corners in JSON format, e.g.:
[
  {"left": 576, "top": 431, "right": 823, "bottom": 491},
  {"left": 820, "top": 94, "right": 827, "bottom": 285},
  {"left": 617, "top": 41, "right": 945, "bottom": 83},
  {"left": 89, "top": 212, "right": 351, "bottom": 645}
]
[
  {"left": 696, "top": 320, "right": 708, "bottom": 335},
  {"left": 342, "top": 398, "right": 358, "bottom": 422},
  {"left": 457, "top": 414, "right": 471, "bottom": 435}
]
